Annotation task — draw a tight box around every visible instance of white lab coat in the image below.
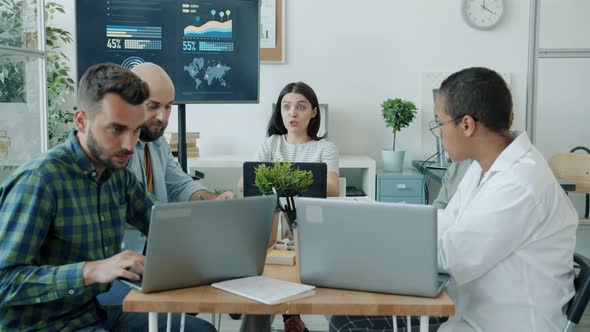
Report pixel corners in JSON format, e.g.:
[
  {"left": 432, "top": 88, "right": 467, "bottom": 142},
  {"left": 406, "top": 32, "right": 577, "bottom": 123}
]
[{"left": 437, "top": 132, "right": 578, "bottom": 332}]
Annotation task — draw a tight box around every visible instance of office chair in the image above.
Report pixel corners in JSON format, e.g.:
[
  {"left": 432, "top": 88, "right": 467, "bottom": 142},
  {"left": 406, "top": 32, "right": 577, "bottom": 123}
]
[
  {"left": 548, "top": 149, "right": 590, "bottom": 221},
  {"left": 564, "top": 253, "right": 590, "bottom": 332}
]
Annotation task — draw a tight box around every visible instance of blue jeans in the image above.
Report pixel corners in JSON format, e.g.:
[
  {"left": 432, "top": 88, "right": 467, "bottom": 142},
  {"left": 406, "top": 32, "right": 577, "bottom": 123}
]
[
  {"left": 95, "top": 281, "right": 215, "bottom": 331},
  {"left": 74, "top": 305, "right": 216, "bottom": 331},
  {"left": 97, "top": 280, "right": 133, "bottom": 306}
]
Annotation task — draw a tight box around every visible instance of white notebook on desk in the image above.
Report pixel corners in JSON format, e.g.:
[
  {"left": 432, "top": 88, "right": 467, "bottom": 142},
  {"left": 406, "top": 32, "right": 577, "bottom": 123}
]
[{"left": 212, "top": 276, "right": 316, "bottom": 305}]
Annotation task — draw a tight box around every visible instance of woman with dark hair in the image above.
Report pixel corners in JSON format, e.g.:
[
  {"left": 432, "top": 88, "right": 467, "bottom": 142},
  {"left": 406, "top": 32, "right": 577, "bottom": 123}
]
[
  {"left": 239, "top": 82, "right": 339, "bottom": 332},
  {"left": 238, "top": 81, "right": 340, "bottom": 197},
  {"left": 266, "top": 82, "right": 324, "bottom": 140},
  {"left": 257, "top": 81, "right": 340, "bottom": 197}
]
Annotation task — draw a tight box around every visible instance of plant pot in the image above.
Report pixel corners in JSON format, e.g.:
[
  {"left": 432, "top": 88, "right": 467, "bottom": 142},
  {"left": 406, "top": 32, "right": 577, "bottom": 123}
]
[{"left": 382, "top": 149, "right": 405, "bottom": 172}]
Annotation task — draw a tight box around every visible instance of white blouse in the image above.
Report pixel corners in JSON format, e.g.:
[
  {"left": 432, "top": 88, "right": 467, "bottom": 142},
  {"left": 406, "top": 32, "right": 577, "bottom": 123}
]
[{"left": 255, "top": 134, "right": 339, "bottom": 174}]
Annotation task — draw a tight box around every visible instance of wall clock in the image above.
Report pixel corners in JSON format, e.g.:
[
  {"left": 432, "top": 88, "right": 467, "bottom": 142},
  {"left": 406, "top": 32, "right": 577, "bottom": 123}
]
[{"left": 462, "top": 0, "right": 505, "bottom": 30}]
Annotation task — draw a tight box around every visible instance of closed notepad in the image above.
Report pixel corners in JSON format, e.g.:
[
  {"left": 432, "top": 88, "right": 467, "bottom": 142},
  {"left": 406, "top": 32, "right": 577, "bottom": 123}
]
[{"left": 212, "top": 276, "right": 315, "bottom": 305}]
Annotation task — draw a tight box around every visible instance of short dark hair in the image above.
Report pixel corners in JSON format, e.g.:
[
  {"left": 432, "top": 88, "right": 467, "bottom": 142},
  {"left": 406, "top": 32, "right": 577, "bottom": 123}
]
[
  {"left": 77, "top": 63, "right": 149, "bottom": 116},
  {"left": 267, "top": 81, "right": 324, "bottom": 140},
  {"left": 439, "top": 67, "right": 512, "bottom": 133}
]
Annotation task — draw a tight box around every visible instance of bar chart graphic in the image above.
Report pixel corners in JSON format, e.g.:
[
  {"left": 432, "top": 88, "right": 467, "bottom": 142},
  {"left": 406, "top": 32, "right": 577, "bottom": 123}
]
[
  {"left": 199, "top": 41, "right": 234, "bottom": 52},
  {"left": 125, "top": 39, "right": 162, "bottom": 50},
  {"left": 106, "top": 25, "right": 162, "bottom": 39}
]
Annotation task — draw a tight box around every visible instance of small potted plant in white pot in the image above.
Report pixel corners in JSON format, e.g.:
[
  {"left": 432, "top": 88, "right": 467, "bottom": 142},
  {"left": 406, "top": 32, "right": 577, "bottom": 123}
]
[
  {"left": 381, "top": 98, "right": 417, "bottom": 172},
  {"left": 254, "top": 162, "right": 313, "bottom": 247}
]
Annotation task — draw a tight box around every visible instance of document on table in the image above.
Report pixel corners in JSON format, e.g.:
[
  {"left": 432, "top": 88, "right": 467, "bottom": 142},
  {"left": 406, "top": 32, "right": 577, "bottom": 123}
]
[{"left": 212, "top": 276, "right": 315, "bottom": 305}]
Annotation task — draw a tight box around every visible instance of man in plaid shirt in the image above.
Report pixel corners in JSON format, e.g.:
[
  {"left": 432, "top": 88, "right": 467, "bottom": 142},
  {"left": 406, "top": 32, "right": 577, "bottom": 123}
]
[{"left": 0, "top": 63, "right": 215, "bottom": 331}]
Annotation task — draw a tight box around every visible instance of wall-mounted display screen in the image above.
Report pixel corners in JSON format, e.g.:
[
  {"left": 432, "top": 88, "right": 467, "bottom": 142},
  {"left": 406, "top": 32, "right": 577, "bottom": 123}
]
[{"left": 76, "top": 0, "right": 260, "bottom": 103}]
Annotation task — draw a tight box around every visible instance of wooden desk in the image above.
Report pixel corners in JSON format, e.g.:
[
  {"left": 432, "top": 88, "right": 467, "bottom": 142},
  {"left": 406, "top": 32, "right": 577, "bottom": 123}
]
[{"left": 124, "top": 265, "right": 454, "bottom": 331}]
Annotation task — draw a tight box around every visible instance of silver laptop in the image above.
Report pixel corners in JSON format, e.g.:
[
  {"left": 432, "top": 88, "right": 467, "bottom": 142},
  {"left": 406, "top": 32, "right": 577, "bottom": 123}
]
[
  {"left": 296, "top": 198, "right": 449, "bottom": 298},
  {"left": 121, "top": 195, "right": 276, "bottom": 293}
]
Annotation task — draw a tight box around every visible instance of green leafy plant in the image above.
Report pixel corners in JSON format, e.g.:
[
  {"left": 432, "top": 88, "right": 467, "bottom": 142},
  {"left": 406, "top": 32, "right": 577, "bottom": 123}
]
[
  {"left": 45, "top": 2, "right": 75, "bottom": 147},
  {"left": 0, "top": 1, "right": 75, "bottom": 145},
  {"left": 0, "top": 0, "right": 36, "bottom": 48},
  {"left": 0, "top": 58, "right": 25, "bottom": 103},
  {"left": 0, "top": 0, "right": 29, "bottom": 103},
  {"left": 254, "top": 162, "right": 313, "bottom": 197},
  {"left": 381, "top": 98, "right": 417, "bottom": 151}
]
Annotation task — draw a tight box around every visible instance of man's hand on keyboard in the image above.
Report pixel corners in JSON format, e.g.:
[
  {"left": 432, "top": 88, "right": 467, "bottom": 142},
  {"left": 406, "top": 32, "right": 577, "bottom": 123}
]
[{"left": 82, "top": 250, "right": 145, "bottom": 286}]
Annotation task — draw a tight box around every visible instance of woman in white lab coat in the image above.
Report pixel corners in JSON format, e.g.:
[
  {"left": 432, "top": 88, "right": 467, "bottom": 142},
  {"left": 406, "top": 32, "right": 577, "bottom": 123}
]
[{"left": 330, "top": 67, "right": 577, "bottom": 332}]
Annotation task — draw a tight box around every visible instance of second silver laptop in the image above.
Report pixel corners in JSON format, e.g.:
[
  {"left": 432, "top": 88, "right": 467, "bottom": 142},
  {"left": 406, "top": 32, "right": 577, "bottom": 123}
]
[{"left": 296, "top": 197, "right": 448, "bottom": 298}]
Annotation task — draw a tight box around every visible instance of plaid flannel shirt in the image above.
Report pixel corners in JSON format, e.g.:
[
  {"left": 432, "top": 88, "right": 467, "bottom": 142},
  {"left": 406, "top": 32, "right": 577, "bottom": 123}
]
[{"left": 0, "top": 132, "right": 154, "bottom": 331}]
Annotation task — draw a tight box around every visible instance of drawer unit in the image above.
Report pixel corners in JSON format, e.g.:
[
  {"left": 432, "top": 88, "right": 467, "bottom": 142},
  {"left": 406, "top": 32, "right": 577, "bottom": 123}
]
[
  {"left": 378, "top": 179, "right": 423, "bottom": 197},
  {"left": 379, "top": 196, "right": 423, "bottom": 204},
  {"left": 376, "top": 169, "right": 425, "bottom": 204}
]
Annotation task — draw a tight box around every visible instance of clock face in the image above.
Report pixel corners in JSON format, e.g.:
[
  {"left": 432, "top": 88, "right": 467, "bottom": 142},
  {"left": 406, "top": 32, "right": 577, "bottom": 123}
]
[{"left": 462, "top": 0, "right": 505, "bottom": 30}]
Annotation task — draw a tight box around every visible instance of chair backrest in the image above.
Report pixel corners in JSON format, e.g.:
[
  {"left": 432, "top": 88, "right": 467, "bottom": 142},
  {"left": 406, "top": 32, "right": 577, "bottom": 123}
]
[
  {"left": 549, "top": 152, "right": 590, "bottom": 220},
  {"left": 565, "top": 253, "right": 590, "bottom": 332},
  {"left": 548, "top": 153, "right": 590, "bottom": 195}
]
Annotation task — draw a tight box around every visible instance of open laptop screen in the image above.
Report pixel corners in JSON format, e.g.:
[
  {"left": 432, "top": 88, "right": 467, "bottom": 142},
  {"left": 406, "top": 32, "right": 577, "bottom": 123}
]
[{"left": 243, "top": 162, "right": 327, "bottom": 198}]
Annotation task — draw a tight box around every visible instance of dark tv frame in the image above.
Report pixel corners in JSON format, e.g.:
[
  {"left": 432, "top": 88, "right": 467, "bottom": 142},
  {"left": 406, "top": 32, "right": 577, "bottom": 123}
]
[{"left": 74, "top": 0, "right": 261, "bottom": 105}]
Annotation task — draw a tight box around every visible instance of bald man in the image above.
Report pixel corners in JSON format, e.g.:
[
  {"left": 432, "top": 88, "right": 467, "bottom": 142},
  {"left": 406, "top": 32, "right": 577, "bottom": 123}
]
[{"left": 129, "top": 62, "right": 234, "bottom": 203}]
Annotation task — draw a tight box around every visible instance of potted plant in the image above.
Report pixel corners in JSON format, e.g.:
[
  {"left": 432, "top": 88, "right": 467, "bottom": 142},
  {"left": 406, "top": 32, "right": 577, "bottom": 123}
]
[
  {"left": 254, "top": 162, "right": 313, "bottom": 198},
  {"left": 253, "top": 162, "right": 313, "bottom": 247},
  {"left": 381, "top": 98, "right": 417, "bottom": 172}
]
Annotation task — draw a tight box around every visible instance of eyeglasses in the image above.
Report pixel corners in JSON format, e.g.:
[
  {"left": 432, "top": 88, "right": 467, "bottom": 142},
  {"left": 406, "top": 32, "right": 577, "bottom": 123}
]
[{"left": 429, "top": 115, "right": 478, "bottom": 138}]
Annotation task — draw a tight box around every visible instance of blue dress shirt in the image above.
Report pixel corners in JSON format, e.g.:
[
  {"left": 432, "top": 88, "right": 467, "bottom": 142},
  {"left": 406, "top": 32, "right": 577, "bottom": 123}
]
[{"left": 126, "top": 137, "right": 206, "bottom": 203}]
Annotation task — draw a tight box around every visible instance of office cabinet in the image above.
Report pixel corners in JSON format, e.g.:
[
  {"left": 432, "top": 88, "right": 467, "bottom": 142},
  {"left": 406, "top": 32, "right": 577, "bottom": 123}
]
[{"left": 376, "top": 169, "right": 425, "bottom": 204}]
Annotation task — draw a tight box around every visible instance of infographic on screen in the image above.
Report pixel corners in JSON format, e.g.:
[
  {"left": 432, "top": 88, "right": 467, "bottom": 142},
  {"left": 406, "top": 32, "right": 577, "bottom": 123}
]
[{"left": 76, "top": 0, "right": 259, "bottom": 103}]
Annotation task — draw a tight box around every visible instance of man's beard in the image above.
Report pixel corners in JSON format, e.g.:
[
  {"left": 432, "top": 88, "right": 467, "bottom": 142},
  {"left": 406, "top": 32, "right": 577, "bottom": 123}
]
[
  {"left": 87, "top": 128, "right": 133, "bottom": 171},
  {"left": 139, "top": 121, "right": 167, "bottom": 142}
]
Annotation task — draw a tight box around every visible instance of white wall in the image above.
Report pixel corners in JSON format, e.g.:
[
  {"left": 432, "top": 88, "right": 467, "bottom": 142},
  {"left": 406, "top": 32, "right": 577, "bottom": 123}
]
[
  {"left": 533, "top": 0, "right": 590, "bottom": 158},
  {"left": 56, "top": 0, "right": 531, "bottom": 168}
]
